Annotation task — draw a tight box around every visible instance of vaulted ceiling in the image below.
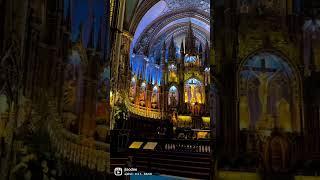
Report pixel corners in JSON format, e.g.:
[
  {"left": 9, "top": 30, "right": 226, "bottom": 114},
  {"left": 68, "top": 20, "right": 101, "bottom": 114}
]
[{"left": 125, "top": 0, "right": 210, "bottom": 55}]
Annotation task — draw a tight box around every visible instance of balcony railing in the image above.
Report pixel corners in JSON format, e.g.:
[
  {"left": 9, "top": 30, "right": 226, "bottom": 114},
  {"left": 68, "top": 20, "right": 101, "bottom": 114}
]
[
  {"left": 130, "top": 138, "right": 212, "bottom": 153},
  {"left": 159, "top": 139, "right": 211, "bottom": 153},
  {"left": 47, "top": 119, "right": 110, "bottom": 173},
  {"left": 125, "top": 99, "right": 164, "bottom": 119}
]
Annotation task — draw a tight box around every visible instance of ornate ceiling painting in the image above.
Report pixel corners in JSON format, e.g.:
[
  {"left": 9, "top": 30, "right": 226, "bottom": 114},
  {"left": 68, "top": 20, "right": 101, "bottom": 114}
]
[
  {"left": 128, "top": 0, "right": 210, "bottom": 85},
  {"left": 129, "top": 0, "right": 209, "bottom": 53}
]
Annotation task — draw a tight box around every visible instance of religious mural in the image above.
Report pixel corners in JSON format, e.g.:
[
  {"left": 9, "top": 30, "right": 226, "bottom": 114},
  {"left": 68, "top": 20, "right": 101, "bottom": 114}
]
[{"left": 239, "top": 52, "right": 300, "bottom": 132}]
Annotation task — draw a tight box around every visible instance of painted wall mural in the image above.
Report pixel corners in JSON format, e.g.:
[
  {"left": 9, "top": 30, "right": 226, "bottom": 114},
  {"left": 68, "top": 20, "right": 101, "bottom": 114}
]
[{"left": 239, "top": 52, "right": 301, "bottom": 132}]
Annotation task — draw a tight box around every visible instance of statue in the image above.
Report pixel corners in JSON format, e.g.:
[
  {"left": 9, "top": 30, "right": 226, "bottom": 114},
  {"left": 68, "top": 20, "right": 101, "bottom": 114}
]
[
  {"left": 248, "top": 60, "right": 282, "bottom": 128},
  {"left": 170, "top": 93, "right": 177, "bottom": 107},
  {"left": 277, "top": 98, "right": 292, "bottom": 131},
  {"left": 151, "top": 93, "right": 158, "bottom": 108},
  {"left": 129, "top": 85, "right": 136, "bottom": 100},
  {"left": 187, "top": 86, "right": 192, "bottom": 103},
  {"left": 139, "top": 88, "right": 146, "bottom": 106},
  {"left": 240, "top": 95, "right": 250, "bottom": 130},
  {"left": 196, "top": 86, "right": 203, "bottom": 104}
]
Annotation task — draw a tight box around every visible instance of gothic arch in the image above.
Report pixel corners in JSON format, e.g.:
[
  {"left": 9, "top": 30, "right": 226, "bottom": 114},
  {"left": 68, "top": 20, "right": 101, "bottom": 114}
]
[
  {"left": 167, "top": 82, "right": 179, "bottom": 90},
  {"left": 129, "top": 0, "right": 161, "bottom": 34},
  {"left": 128, "top": 0, "right": 210, "bottom": 35},
  {"left": 149, "top": 22, "right": 209, "bottom": 53},
  {"left": 168, "top": 85, "right": 179, "bottom": 107},
  {"left": 134, "top": 9, "right": 209, "bottom": 53},
  {"left": 238, "top": 49, "right": 302, "bottom": 80},
  {"left": 237, "top": 50, "right": 302, "bottom": 133}
]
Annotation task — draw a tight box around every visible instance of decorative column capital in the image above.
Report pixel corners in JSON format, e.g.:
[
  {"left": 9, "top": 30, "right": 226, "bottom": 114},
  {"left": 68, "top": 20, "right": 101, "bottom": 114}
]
[{"left": 122, "top": 31, "right": 133, "bottom": 41}]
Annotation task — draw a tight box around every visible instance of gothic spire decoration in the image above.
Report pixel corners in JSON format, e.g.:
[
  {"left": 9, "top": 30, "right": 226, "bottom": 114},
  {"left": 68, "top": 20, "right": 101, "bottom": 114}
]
[
  {"left": 185, "top": 21, "right": 196, "bottom": 55},
  {"left": 162, "top": 40, "right": 166, "bottom": 65},
  {"left": 76, "top": 22, "right": 83, "bottom": 43},
  {"left": 310, "top": 40, "right": 315, "bottom": 67},
  {"left": 199, "top": 43, "right": 203, "bottom": 54},
  {"left": 66, "top": 0, "right": 72, "bottom": 32},
  {"left": 149, "top": 72, "right": 152, "bottom": 84},
  {"left": 198, "top": 43, "right": 203, "bottom": 60},
  {"left": 96, "top": 16, "right": 102, "bottom": 51},
  {"left": 168, "top": 36, "right": 176, "bottom": 60},
  {"left": 204, "top": 40, "right": 210, "bottom": 65},
  {"left": 162, "top": 40, "right": 166, "bottom": 52},
  {"left": 156, "top": 49, "right": 160, "bottom": 65},
  {"left": 87, "top": 16, "right": 95, "bottom": 48},
  {"left": 180, "top": 40, "right": 184, "bottom": 54}
]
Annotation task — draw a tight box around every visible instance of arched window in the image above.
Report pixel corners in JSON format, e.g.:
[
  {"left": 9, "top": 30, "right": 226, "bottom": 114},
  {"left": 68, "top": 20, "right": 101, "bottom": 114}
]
[
  {"left": 184, "top": 55, "right": 200, "bottom": 67},
  {"left": 239, "top": 52, "right": 300, "bottom": 132}
]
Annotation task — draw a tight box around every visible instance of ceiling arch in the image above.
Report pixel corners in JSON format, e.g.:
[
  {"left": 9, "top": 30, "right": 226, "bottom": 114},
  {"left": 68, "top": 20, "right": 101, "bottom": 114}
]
[
  {"left": 133, "top": 8, "right": 210, "bottom": 54},
  {"left": 131, "top": 1, "right": 168, "bottom": 46},
  {"left": 150, "top": 23, "right": 209, "bottom": 54},
  {"left": 128, "top": 0, "right": 210, "bottom": 34},
  {"left": 128, "top": 0, "right": 161, "bottom": 34}
]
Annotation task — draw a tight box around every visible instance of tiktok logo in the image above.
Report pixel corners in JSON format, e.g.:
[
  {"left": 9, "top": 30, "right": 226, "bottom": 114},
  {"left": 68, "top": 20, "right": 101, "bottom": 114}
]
[{"left": 114, "top": 167, "right": 123, "bottom": 176}]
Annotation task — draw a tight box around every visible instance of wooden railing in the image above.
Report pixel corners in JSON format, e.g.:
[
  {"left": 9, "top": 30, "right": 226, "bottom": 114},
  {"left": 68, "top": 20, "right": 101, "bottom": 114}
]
[
  {"left": 160, "top": 139, "right": 211, "bottom": 153},
  {"left": 125, "top": 100, "right": 164, "bottom": 119},
  {"left": 47, "top": 119, "right": 110, "bottom": 173},
  {"left": 110, "top": 129, "right": 130, "bottom": 153},
  {"left": 130, "top": 138, "right": 212, "bottom": 153}
]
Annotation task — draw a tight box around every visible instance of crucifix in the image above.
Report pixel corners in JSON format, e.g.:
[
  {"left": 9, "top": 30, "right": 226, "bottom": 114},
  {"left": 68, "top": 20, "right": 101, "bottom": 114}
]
[{"left": 244, "top": 58, "right": 282, "bottom": 121}]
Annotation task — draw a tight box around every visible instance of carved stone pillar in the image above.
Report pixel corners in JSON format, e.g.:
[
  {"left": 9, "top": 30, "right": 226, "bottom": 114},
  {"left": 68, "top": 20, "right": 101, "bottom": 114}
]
[
  {"left": 79, "top": 78, "right": 98, "bottom": 137},
  {"left": 78, "top": 49, "right": 100, "bottom": 137},
  {"left": 118, "top": 32, "right": 133, "bottom": 98},
  {"left": 110, "top": 0, "right": 126, "bottom": 105}
]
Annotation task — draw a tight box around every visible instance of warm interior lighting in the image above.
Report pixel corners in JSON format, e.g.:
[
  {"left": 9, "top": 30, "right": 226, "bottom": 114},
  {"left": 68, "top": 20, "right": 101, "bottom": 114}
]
[
  {"left": 129, "top": 142, "right": 144, "bottom": 149},
  {"left": 197, "top": 132, "right": 208, "bottom": 139},
  {"left": 202, "top": 117, "right": 210, "bottom": 123},
  {"left": 143, "top": 142, "right": 158, "bottom": 150},
  {"left": 178, "top": 116, "right": 192, "bottom": 122},
  {"left": 218, "top": 171, "right": 261, "bottom": 180}
]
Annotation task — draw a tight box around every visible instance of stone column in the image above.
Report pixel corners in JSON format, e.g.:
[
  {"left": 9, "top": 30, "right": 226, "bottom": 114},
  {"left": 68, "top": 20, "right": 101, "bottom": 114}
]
[
  {"left": 214, "top": 0, "right": 239, "bottom": 157},
  {"left": 79, "top": 51, "right": 99, "bottom": 137},
  {"left": 110, "top": 0, "right": 126, "bottom": 105},
  {"left": 79, "top": 78, "right": 98, "bottom": 137}
]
